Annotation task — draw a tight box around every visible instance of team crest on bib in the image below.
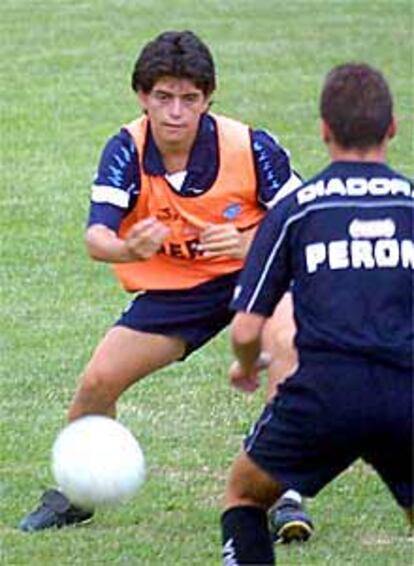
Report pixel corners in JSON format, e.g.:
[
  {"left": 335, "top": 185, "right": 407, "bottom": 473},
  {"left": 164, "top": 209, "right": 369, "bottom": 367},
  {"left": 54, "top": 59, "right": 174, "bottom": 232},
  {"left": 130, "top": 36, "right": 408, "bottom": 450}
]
[{"left": 223, "top": 203, "right": 242, "bottom": 220}]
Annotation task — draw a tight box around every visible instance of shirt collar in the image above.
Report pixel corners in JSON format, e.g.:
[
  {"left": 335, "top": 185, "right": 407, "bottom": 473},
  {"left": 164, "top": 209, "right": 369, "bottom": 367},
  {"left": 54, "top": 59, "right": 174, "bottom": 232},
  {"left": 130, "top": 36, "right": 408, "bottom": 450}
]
[{"left": 142, "top": 113, "right": 217, "bottom": 177}]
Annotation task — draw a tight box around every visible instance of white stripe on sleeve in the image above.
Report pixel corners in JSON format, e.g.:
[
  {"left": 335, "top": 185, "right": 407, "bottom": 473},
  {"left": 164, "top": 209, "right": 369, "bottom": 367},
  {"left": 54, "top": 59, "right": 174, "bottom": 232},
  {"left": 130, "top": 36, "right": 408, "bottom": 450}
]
[
  {"left": 264, "top": 173, "right": 303, "bottom": 209},
  {"left": 91, "top": 185, "right": 130, "bottom": 208}
]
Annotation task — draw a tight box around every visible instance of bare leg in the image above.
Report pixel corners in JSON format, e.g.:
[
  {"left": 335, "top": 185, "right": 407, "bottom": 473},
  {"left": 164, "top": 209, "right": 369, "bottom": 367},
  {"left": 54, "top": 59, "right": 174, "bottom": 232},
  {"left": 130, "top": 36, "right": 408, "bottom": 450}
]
[
  {"left": 68, "top": 326, "right": 186, "bottom": 421},
  {"left": 18, "top": 327, "right": 186, "bottom": 532},
  {"left": 221, "top": 451, "right": 283, "bottom": 564},
  {"left": 224, "top": 450, "right": 283, "bottom": 511},
  {"left": 262, "top": 292, "right": 297, "bottom": 401}
]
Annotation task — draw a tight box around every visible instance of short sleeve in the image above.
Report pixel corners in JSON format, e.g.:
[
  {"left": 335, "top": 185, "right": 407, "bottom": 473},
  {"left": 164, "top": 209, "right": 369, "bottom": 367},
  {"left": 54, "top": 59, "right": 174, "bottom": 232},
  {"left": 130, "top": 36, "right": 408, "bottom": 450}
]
[
  {"left": 87, "top": 129, "right": 140, "bottom": 231},
  {"left": 251, "top": 129, "right": 302, "bottom": 209}
]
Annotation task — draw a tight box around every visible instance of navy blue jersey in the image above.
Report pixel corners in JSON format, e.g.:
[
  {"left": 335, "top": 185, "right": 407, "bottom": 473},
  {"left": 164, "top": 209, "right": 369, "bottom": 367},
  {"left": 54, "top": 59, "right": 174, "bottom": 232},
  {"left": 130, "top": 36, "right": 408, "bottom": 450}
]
[
  {"left": 88, "top": 113, "right": 302, "bottom": 231},
  {"left": 232, "top": 161, "right": 414, "bottom": 368}
]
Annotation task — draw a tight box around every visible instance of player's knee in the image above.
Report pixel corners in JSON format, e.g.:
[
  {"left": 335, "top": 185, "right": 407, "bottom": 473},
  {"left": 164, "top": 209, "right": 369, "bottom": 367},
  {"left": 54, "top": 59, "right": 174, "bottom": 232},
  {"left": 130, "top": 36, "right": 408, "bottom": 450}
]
[
  {"left": 263, "top": 294, "right": 296, "bottom": 357},
  {"left": 264, "top": 320, "right": 295, "bottom": 356}
]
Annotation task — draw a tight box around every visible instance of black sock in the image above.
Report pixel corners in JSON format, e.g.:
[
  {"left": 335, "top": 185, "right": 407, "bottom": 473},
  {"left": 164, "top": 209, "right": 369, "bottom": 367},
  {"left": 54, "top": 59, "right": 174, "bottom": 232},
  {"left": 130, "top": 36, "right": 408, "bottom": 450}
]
[{"left": 221, "top": 505, "right": 275, "bottom": 565}]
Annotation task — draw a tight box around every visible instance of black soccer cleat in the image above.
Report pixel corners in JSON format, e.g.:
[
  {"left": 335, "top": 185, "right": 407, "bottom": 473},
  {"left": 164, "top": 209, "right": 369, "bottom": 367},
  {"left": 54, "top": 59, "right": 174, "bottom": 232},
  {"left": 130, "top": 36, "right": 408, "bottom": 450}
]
[
  {"left": 269, "top": 496, "right": 314, "bottom": 544},
  {"left": 19, "top": 489, "right": 94, "bottom": 532}
]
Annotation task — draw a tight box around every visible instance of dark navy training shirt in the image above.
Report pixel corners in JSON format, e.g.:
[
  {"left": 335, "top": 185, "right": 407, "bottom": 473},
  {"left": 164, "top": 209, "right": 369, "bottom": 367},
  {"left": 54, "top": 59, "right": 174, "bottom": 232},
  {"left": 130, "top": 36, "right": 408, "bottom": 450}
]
[
  {"left": 231, "top": 161, "right": 414, "bottom": 368},
  {"left": 88, "top": 113, "right": 302, "bottom": 232}
]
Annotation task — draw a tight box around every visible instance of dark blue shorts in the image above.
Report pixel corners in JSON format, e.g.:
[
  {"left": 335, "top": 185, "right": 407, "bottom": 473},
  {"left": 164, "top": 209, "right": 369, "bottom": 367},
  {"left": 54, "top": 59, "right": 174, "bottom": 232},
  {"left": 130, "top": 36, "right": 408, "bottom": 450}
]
[
  {"left": 245, "top": 352, "right": 413, "bottom": 508},
  {"left": 114, "top": 271, "right": 240, "bottom": 359}
]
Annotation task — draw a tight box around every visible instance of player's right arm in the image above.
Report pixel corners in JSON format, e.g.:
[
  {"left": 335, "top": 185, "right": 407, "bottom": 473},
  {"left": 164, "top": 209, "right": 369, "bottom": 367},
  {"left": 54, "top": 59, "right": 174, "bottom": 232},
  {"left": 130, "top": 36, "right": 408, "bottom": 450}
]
[
  {"left": 228, "top": 204, "right": 293, "bottom": 392},
  {"left": 85, "top": 130, "right": 170, "bottom": 264},
  {"left": 85, "top": 219, "right": 170, "bottom": 263}
]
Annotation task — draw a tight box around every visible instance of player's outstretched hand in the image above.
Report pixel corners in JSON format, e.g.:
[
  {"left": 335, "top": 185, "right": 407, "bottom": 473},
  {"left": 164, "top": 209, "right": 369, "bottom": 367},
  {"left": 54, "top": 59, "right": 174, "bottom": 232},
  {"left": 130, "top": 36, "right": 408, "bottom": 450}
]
[
  {"left": 125, "top": 217, "right": 170, "bottom": 260},
  {"left": 199, "top": 223, "right": 248, "bottom": 259}
]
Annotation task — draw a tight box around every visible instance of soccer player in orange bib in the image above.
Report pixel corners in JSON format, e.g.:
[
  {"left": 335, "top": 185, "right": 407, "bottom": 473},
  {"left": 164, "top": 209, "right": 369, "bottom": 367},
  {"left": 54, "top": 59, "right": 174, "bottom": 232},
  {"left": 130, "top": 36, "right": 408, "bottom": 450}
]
[{"left": 19, "top": 31, "right": 311, "bottom": 537}]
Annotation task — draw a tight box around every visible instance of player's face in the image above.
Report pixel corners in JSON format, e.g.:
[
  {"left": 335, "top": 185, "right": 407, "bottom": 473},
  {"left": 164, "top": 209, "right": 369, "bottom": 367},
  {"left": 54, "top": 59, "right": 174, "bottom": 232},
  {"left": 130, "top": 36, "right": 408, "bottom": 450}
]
[{"left": 138, "top": 77, "right": 210, "bottom": 152}]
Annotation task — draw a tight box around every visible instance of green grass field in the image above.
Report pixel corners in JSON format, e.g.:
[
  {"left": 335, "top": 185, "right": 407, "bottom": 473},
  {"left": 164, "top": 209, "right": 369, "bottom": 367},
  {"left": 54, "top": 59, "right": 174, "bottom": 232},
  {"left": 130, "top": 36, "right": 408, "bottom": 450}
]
[{"left": 1, "top": 0, "right": 413, "bottom": 564}]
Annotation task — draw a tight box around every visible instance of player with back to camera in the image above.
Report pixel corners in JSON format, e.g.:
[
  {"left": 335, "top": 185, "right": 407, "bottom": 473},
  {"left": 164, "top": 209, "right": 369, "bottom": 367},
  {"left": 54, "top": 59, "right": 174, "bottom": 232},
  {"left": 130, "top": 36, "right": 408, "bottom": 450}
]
[
  {"left": 19, "top": 30, "right": 312, "bottom": 539},
  {"left": 220, "top": 62, "right": 414, "bottom": 565}
]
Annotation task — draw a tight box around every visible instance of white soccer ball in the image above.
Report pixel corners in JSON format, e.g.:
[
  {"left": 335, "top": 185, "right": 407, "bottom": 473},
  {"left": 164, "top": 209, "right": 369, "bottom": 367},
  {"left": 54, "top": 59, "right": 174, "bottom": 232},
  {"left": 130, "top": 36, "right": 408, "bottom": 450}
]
[{"left": 52, "top": 415, "right": 145, "bottom": 509}]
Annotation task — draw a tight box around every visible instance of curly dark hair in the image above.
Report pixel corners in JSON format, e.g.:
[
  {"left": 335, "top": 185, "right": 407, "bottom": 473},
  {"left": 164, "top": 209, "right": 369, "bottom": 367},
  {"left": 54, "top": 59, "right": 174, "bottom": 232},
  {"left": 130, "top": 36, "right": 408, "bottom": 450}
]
[
  {"left": 131, "top": 30, "right": 216, "bottom": 95},
  {"left": 320, "top": 63, "right": 393, "bottom": 149}
]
